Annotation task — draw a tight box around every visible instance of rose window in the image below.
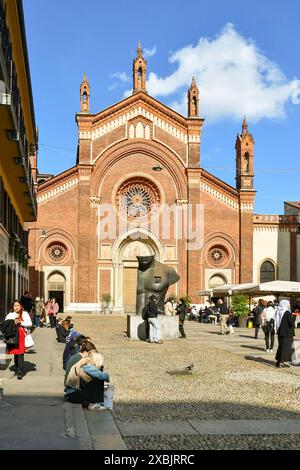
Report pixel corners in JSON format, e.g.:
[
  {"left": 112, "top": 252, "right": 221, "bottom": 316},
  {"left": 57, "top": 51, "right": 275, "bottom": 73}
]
[
  {"left": 48, "top": 244, "right": 67, "bottom": 262},
  {"left": 208, "top": 247, "right": 228, "bottom": 265},
  {"left": 117, "top": 179, "right": 160, "bottom": 218}
]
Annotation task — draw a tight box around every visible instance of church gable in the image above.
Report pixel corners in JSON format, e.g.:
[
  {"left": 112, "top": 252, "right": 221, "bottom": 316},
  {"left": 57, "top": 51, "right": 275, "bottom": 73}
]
[{"left": 77, "top": 43, "right": 203, "bottom": 168}]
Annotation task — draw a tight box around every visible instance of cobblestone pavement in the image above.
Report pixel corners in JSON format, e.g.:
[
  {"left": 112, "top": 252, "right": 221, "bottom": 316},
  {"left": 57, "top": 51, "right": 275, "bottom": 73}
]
[{"left": 72, "top": 316, "right": 300, "bottom": 450}]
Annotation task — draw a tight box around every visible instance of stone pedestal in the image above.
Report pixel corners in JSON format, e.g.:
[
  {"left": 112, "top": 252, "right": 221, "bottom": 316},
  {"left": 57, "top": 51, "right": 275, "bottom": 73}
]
[{"left": 127, "top": 314, "right": 180, "bottom": 340}]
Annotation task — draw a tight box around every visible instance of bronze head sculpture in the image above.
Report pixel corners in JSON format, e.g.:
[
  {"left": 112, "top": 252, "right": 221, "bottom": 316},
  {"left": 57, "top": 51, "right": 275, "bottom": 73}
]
[{"left": 136, "top": 256, "right": 180, "bottom": 315}]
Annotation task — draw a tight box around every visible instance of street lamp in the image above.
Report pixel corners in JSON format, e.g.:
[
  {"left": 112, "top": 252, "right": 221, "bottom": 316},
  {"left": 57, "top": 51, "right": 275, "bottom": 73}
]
[
  {"left": 152, "top": 165, "right": 163, "bottom": 172},
  {"left": 27, "top": 227, "right": 47, "bottom": 238}
]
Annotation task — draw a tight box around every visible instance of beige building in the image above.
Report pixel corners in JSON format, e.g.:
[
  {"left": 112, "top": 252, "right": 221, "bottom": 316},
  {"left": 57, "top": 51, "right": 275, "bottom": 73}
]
[{"left": 253, "top": 207, "right": 300, "bottom": 285}]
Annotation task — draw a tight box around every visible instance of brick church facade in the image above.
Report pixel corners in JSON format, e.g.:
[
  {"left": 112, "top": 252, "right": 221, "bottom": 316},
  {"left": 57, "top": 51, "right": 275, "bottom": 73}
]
[{"left": 29, "top": 43, "right": 290, "bottom": 313}]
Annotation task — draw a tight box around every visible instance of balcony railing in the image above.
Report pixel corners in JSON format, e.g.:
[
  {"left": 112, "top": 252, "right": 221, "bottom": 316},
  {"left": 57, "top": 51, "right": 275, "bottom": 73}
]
[
  {"left": 0, "top": 1, "right": 12, "bottom": 84},
  {"left": 254, "top": 215, "right": 300, "bottom": 224}
]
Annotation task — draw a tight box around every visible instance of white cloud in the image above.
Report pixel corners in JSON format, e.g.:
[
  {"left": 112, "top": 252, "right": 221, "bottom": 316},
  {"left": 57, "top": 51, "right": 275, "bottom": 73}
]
[
  {"left": 144, "top": 46, "right": 157, "bottom": 58},
  {"left": 108, "top": 82, "right": 118, "bottom": 91},
  {"left": 110, "top": 72, "right": 130, "bottom": 83},
  {"left": 146, "top": 24, "right": 300, "bottom": 122}
]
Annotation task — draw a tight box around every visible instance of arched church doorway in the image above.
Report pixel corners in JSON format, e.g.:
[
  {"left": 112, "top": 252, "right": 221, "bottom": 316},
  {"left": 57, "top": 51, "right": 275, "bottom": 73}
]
[
  {"left": 47, "top": 271, "right": 66, "bottom": 313},
  {"left": 121, "top": 240, "right": 154, "bottom": 313},
  {"left": 209, "top": 273, "right": 227, "bottom": 305}
]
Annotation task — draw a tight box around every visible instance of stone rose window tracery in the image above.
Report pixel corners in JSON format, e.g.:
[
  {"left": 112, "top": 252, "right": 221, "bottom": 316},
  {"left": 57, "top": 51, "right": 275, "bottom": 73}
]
[
  {"left": 117, "top": 178, "right": 160, "bottom": 218},
  {"left": 48, "top": 243, "right": 67, "bottom": 263},
  {"left": 208, "top": 246, "right": 229, "bottom": 266}
]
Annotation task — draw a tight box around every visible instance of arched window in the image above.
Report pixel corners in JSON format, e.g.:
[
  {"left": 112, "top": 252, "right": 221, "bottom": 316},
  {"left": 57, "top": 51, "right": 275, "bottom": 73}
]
[
  {"left": 209, "top": 274, "right": 227, "bottom": 289},
  {"left": 260, "top": 261, "right": 275, "bottom": 283},
  {"left": 82, "top": 91, "right": 87, "bottom": 102},
  {"left": 192, "top": 96, "right": 197, "bottom": 115},
  {"left": 138, "top": 67, "right": 143, "bottom": 86},
  {"left": 244, "top": 152, "right": 250, "bottom": 174}
]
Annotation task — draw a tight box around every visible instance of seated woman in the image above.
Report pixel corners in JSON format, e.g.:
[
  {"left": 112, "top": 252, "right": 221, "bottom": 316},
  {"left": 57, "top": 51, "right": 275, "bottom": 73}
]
[
  {"left": 63, "top": 334, "right": 89, "bottom": 370},
  {"left": 56, "top": 319, "right": 71, "bottom": 343},
  {"left": 64, "top": 339, "right": 96, "bottom": 381},
  {"left": 64, "top": 350, "right": 109, "bottom": 411}
]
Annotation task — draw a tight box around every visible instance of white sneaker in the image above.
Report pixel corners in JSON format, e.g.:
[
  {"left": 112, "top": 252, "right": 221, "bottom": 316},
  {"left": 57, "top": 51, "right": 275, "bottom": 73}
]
[
  {"left": 270, "top": 349, "right": 273, "bottom": 353},
  {"left": 88, "top": 403, "right": 107, "bottom": 411},
  {"left": 266, "top": 349, "right": 270, "bottom": 353}
]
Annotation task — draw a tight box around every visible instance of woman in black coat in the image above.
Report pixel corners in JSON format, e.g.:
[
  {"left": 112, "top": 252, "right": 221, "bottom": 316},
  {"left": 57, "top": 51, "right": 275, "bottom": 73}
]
[
  {"left": 177, "top": 298, "right": 187, "bottom": 338},
  {"left": 274, "top": 299, "right": 296, "bottom": 368}
]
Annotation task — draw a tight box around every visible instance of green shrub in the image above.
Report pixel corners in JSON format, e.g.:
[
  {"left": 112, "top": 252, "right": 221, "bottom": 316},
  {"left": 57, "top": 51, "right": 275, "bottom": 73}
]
[
  {"left": 231, "top": 294, "right": 249, "bottom": 317},
  {"left": 181, "top": 295, "right": 191, "bottom": 307}
]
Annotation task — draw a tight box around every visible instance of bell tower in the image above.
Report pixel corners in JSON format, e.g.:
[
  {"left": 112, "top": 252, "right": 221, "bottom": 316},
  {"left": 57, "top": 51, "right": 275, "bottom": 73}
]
[
  {"left": 133, "top": 41, "right": 147, "bottom": 94},
  {"left": 236, "top": 117, "right": 254, "bottom": 190},
  {"left": 188, "top": 77, "right": 199, "bottom": 117},
  {"left": 80, "top": 73, "right": 90, "bottom": 113}
]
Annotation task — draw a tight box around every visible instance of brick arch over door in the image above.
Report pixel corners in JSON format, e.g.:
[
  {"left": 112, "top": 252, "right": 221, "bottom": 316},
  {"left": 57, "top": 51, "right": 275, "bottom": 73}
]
[{"left": 90, "top": 140, "right": 188, "bottom": 202}]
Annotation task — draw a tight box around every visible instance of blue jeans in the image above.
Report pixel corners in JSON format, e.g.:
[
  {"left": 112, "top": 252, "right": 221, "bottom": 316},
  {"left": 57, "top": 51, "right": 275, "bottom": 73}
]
[
  {"left": 34, "top": 315, "right": 41, "bottom": 327},
  {"left": 148, "top": 317, "right": 161, "bottom": 342}
]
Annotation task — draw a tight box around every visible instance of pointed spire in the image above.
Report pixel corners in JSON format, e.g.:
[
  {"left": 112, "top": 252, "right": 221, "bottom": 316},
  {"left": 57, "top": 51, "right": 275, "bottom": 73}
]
[
  {"left": 190, "top": 76, "right": 197, "bottom": 88},
  {"left": 133, "top": 42, "right": 147, "bottom": 93},
  {"left": 80, "top": 72, "right": 90, "bottom": 112},
  {"left": 242, "top": 116, "right": 248, "bottom": 134},
  {"left": 137, "top": 40, "right": 143, "bottom": 58},
  {"left": 188, "top": 76, "right": 200, "bottom": 117}
]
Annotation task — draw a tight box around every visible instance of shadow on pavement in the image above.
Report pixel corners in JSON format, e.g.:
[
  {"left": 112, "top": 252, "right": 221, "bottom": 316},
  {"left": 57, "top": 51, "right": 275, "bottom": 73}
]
[
  {"left": 238, "top": 335, "right": 257, "bottom": 339},
  {"left": 244, "top": 355, "right": 276, "bottom": 367},
  {"left": 9, "top": 361, "right": 37, "bottom": 375},
  {"left": 240, "top": 345, "right": 266, "bottom": 352}
]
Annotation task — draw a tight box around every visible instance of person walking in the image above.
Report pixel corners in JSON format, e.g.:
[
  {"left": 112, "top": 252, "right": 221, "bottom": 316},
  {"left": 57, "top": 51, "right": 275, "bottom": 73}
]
[
  {"left": 34, "top": 297, "right": 44, "bottom": 328},
  {"left": 2, "top": 300, "right": 32, "bottom": 380},
  {"left": 39, "top": 297, "right": 47, "bottom": 327},
  {"left": 252, "top": 299, "right": 266, "bottom": 339},
  {"left": 47, "top": 298, "right": 59, "bottom": 329},
  {"left": 146, "top": 295, "right": 163, "bottom": 344},
  {"left": 261, "top": 301, "right": 276, "bottom": 353},
  {"left": 227, "top": 307, "right": 236, "bottom": 335},
  {"left": 216, "top": 299, "right": 229, "bottom": 335},
  {"left": 177, "top": 298, "right": 187, "bottom": 338},
  {"left": 274, "top": 299, "right": 296, "bottom": 368}
]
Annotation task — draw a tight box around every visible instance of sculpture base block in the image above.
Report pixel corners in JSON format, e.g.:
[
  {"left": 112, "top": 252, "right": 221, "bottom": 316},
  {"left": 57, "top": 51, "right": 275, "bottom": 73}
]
[{"left": 127, "top": 314, "right": 180, "bottom": 340}]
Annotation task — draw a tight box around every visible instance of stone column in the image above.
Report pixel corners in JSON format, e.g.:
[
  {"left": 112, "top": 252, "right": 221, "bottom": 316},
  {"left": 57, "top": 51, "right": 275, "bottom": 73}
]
[
  {"left": 112, "top": 262, "right": 124, "bottom": 314},
  {"left": 90, "top": 196, "right": 101, "bottom": 302},
  {"left": 77, "top": 165, "right": 93, "bottom": 302},
  {"left": 239, "top": 192, "right": 255, "bottom": 283}
]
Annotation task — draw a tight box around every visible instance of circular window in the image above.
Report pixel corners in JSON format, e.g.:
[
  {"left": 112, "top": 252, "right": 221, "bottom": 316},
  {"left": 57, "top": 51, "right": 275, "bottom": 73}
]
[
  {"left": 116, "top": 178, "right": 160, "bottom": 218},
  {"left": 48, "top": 243, "right": 67, "bottom": 263},
  {"left": 208, "top": 246, "right": 229, "bottom": 266}
]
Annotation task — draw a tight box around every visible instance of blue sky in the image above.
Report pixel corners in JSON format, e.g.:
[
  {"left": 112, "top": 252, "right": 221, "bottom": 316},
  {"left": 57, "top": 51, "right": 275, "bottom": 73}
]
[{"left": 23, "top": 0, "right": 300, "bottom": 214}]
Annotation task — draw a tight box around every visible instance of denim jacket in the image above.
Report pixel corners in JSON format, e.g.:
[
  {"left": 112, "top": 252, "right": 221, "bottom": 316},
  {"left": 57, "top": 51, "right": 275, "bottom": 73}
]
[{"left": 64, "top": 364, "right": 110, "bottom": 395}]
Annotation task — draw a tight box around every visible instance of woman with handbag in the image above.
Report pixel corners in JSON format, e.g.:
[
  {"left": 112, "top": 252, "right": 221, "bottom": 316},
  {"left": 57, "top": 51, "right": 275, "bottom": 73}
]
[{"left": 3, "top": 300, "right": 32, "bottom": 380}]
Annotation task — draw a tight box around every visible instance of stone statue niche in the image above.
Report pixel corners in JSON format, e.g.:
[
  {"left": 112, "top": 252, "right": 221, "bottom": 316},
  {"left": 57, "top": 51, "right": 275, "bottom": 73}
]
[{"left": 136, "top": 256, "right": 180, "bottom": 315}]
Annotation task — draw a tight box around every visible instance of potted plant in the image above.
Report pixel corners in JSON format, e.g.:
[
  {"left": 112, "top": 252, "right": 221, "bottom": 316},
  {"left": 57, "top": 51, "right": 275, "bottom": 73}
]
[
  {"left": 231, "top": 294, "right": 249, "bottom": 327},
  {"left": 101, "top": 293, "right": 112, "bottom": 314}
]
